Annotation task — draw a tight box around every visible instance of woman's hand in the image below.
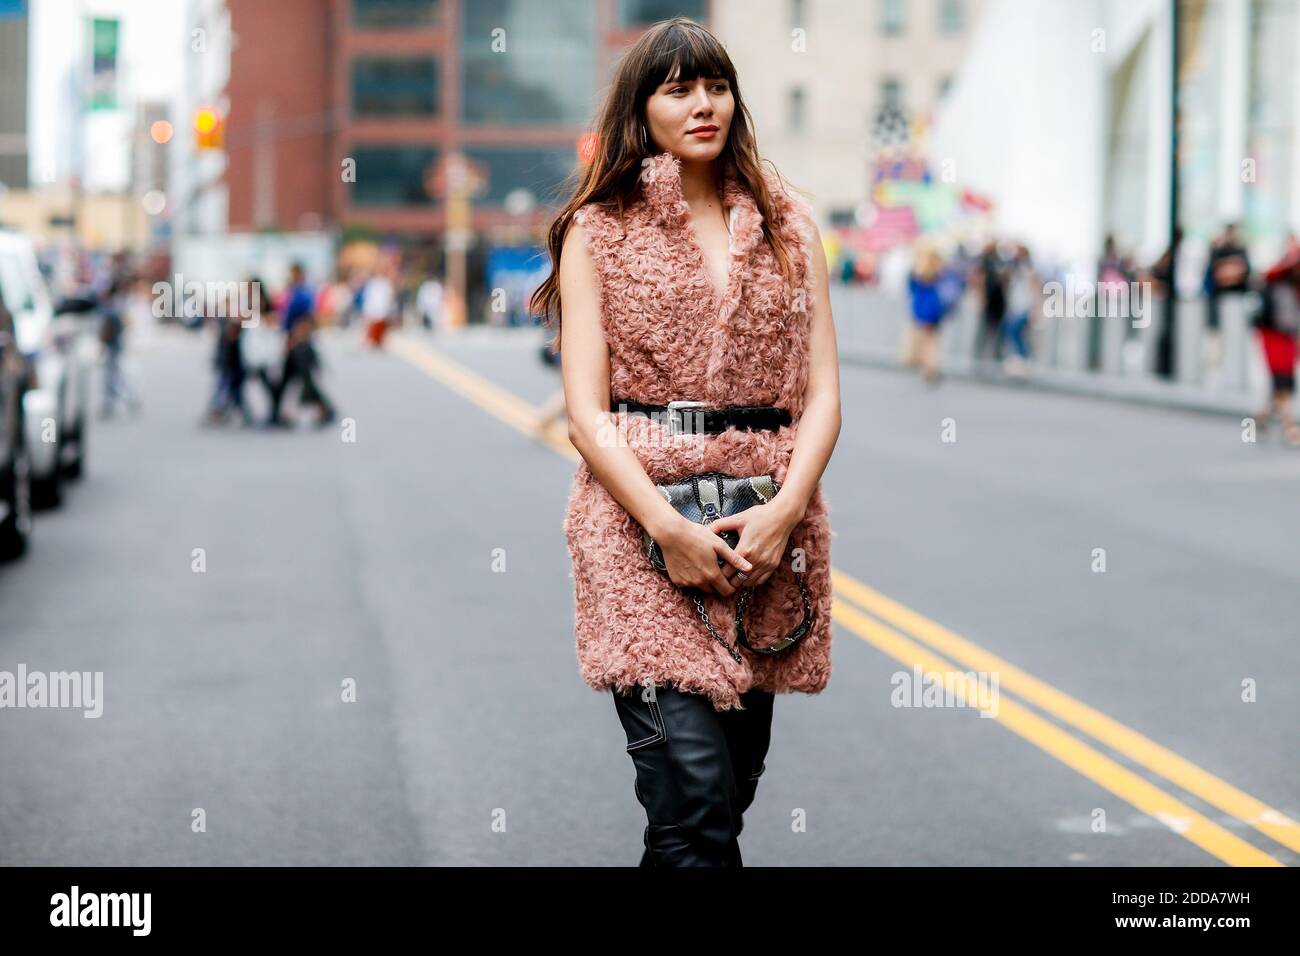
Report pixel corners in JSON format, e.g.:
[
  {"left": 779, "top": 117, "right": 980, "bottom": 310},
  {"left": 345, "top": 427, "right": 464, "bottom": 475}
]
[
  {"left": 657, "top": 517, "right": 753, "bottom": 598},
  {"left": 706, "top": 502, "right": 803, "bottom": 589}
]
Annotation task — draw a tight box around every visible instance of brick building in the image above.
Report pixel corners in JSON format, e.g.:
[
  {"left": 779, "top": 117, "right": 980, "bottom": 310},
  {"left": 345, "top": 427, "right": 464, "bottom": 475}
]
[{"left": 224, "top": 0, "right": 710, "bottom": 239}]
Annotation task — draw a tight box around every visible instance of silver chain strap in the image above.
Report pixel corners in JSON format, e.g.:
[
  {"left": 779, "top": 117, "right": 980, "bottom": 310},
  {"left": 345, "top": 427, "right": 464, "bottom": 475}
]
[
  {"left": 689, "top": 590, "right": 745, "bottom": 664},
  {"left": 652, "top": 478, "right": 813, "bottom": 664},
  {"left": 692, "top": 512, "right": 746, "bottom": 664}
]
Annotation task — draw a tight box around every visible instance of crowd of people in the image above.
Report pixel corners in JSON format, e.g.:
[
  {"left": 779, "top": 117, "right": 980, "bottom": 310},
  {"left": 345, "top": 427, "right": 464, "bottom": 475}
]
[
  {"left": 901, "top": 238, "right": 1041, "bottom": 385},
  {"left": 204, "top": 263, "right": 338, "bottom": 429},
  {"left": 897, "top": 225, "right": 1300, "bottom": 435},
  {"left": 200, "top": 257, "right": 455, "bottom": 428}
]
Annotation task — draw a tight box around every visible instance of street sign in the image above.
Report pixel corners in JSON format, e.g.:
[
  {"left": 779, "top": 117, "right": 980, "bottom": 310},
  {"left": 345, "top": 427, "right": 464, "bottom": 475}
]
[{"left": 425, "top": 153, "right": 488, "bottom": 200}]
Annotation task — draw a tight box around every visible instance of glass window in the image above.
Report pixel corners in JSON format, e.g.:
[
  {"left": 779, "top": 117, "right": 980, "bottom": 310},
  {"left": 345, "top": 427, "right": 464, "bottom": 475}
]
[
  {"left": 1246, "top": 0, "right": 1296, "bottom": 247},
  {"left": 938, "top": 0, "right": 963, "bottom": 34},
  {"left": 789, "top": 0, "right": 806, "bottom": 31},
  {"left": 828, "top": 208, "right": 857, "bottom": 228},
  {"left": 1104, "top": 38, "right": 1149, "bottom": 257},
  {"left": 462, "top": 0, "right": 595, "bottom": 126},
  {"left": 617, "top": 0, "right": 707, "bottom": 27},
  {"left": 1175, "top": 0, "right": 1223, "bottom": 242},
  {"left": 788, "top": 86, "right": 806, "bottom": 133},
  {"left": 881, "top": 77, "right": 902, "bottom": 111},
  {"left": 348, "top": 146, "right": 438, "bottom": 205},
  {"left": 462, "top": 147, "right": 578, "bottom": 207},
  {"left": 881, "top": 0, "right": 905, "bottom": 36},
  {"left": 352, "top": 0, "right": 439, "bottom": 28},
  {"left": 351, "top": 57, "right": 439, "bottom": 116}
]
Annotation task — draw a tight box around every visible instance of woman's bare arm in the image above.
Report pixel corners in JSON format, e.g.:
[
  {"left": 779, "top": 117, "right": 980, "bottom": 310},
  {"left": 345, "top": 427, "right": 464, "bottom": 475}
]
[
  {"left": 767, "top": 218, "right": 843, "bottom": 526},
  {"left": 560, "top": 220, "right": 751, "bottom": 595}
]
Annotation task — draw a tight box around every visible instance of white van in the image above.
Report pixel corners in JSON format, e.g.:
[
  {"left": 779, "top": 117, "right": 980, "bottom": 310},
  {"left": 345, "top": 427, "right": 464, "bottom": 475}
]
[{"left": 0, "top": 230, "right": 90, "bottom": 508}]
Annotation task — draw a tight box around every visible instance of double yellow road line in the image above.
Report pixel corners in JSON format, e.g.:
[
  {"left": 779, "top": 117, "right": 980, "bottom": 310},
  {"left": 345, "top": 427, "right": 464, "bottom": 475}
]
[{"left": 389, "top": 332, "right": 1297, "bottom": 866}]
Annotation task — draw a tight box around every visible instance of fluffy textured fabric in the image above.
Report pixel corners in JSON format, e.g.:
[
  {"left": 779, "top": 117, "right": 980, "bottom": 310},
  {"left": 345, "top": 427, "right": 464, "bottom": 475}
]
[{"left": 564, "top": 148, "right": 833, "bottom": 712}]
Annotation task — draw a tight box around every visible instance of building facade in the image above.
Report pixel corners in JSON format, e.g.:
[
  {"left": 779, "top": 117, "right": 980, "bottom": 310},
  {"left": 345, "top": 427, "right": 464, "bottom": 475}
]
[
  {"left": 716, "top": 0, "right": 981, "bottom": 228},
  {"left": 0, "top": 0, "right": 29, "bottom": 192},
  {"left": 930, "top": 0, "right": 1300, "bottom": 272},
  {"left": 224, "top": 0, "right": 713, "bottom": 239}
]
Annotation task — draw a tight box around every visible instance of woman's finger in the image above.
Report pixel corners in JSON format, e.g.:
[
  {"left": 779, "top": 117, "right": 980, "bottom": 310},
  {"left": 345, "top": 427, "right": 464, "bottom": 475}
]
[
  {"left": 708, "top": 567, "right": 737, "bottom": 598},
  {"left": 714, "top": 540, "right": 753, "bottom": 576}
]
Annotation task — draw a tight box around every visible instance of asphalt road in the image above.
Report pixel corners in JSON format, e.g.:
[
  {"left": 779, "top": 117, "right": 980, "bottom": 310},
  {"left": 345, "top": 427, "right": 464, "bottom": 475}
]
[{"left": 0, "top": 323, "right": 1296, "bottom": 866}]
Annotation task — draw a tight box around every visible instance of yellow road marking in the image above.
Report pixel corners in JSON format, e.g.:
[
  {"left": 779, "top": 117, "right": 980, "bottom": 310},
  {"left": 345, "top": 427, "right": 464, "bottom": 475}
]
[
  {"left": 387, "top": 334, "right": 575, "bottom": 457},
  {"left": 390, "top": 331, "right": 1292, "bottom": 865},
  {"left": 832, "top": 569, "right": 1300, "bottom": 857},
  {"left": 832, "top": 601, "right": 1282, "bottom": 867}
]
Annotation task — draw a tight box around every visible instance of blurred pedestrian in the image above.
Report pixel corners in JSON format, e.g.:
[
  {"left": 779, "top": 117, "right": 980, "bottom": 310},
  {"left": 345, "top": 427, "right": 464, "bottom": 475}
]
[
  {"left": 905, "top": 246, "right": 946, "bottom": 385},
  {"left": 281, "top": 262, "right": 315, "bottom": 333},
  {"left": 1093, "top": 234, "right": 1133, "bottom": 369},
  {"left": 1204, "top": 224, "right": 1251, "bottom": 324},
  {"left": 1001, "top": 243, "right": 1036, "bottom": 379},
  {"left": 269, "top": 317, "right": 337, "bottom": 428},
  {"left": 99, "top": 276, "right": 142, "bottom": 419},
  {"left": 1146, "top": 227, "right": 1182, "bottom": 300},
  {"left": 318, "top": 272, "right": 356, "bottom": 328},
  {"left": 241, "top": 278, "right": 282, "bottom": 416},
  {"left": 972, "top": 240, "right": 1006, "bottom": 372},
  {"left": 839, "top": 250, "right": 857, "bottom": 284},
  {"left": 417, "top": 274, "right": 445, "bottom": 332},
  {"left": 361, "top": 266, "right": 395, "bottom": 348},
  {"left": 206, "top": 318, "right": 253, "bottom": 426},
  {"left": 1251, "top": 239, "right": 1300, "bottom": 445}
]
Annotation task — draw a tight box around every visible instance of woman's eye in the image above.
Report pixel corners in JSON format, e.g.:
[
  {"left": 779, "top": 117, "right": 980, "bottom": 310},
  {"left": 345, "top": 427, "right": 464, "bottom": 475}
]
[{"left": 667, "top": 84, "right": 727, "bottom": 95}]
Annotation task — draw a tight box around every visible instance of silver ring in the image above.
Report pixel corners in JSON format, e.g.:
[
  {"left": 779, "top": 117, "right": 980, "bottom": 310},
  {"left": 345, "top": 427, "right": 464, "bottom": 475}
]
[{"left": 735, "top": 571, "right": 748, "bottom": 581}]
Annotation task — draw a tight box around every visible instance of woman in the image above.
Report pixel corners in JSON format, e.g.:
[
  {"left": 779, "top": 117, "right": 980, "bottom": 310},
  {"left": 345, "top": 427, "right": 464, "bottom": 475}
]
[
  {"left": 1001, "top": 243, "right": 1036, "bottom": 378},
  {"left": 361, "top": 265, "right": 395, "bottom": 349},
  {"left": 240, "top": 277, "right": 282, "bottom": 418},
  {"left": 972, "top": 240, "right": 1006, "bottom": 372},
  {"left": 905, "top": 246, "right": 946, "bottom": 385},
  {"left": 270, "top": 316, "right": 337, "bottom": 428},
  {"left": 1252, "top": 241, "right": 1300, "bottom": 445},
  {"left": 98, "top": 276, "right": 142, "bottom": 419},
  {"left": 205, "top": 317, "right": 252, "bottom": 426},
  {"left": 531, "top": 17, "right": 841, "bottom": 867}
]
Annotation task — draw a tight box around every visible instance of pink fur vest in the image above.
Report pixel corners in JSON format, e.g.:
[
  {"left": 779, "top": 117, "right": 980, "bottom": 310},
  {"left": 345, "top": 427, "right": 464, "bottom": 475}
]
[{"left": 563, "top": 149, "right": 833, "bottom": 712}]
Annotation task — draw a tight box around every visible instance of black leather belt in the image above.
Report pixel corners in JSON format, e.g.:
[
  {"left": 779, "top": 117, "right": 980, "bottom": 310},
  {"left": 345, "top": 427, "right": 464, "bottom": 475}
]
[{"left": 611, "top": 398, "right": 792, "bottom": 435}]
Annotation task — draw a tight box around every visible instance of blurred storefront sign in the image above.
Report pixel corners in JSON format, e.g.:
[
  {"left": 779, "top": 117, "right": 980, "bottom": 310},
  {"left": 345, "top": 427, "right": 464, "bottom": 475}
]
[
  {"left": 485, "top": 246, "right": 547, "bottom": 327},
  {"left": 857, "top": 152, "right": 994, "bottom": 253},
  {"left": 87, "top": 17, "right": 119, "bottom": 111}
]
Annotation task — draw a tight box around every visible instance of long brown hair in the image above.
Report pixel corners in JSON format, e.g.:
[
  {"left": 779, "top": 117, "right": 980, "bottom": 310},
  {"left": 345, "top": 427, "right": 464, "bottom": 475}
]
[{"left": 530, "top": 16, "right": 801, "bottom": 353}]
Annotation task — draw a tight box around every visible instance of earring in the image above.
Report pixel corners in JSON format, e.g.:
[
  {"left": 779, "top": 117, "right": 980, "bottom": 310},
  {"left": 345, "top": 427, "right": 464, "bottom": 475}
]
[{"left": 640, "top": 125, "right": 648, "bottom": 149}]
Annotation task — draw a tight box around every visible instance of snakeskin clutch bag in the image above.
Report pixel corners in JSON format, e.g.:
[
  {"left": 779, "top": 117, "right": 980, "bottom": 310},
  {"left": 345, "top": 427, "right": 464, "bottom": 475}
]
[{"left": 642, "top": 471, "right": 813, "bottom": 660}]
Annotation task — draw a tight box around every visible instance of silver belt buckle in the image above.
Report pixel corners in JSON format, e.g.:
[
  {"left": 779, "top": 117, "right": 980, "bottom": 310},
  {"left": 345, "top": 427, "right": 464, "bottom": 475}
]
[{"left": 666, "top": 400, "right": 709, "bottom": 436}]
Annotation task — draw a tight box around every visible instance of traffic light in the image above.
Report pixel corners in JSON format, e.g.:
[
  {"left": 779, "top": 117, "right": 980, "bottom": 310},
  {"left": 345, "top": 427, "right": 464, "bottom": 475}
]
[{"left": 194, "top": 108, "right": 224, "bottom": 150}]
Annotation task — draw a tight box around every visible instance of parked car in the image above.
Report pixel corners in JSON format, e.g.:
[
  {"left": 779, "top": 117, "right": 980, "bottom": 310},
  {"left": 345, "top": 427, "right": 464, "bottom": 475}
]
[
  {"left": 0, "top": 295, "right": 31, "bottom": 559},
  {"left": 0, "top": 230, "right": 91, "bottom": 509}
]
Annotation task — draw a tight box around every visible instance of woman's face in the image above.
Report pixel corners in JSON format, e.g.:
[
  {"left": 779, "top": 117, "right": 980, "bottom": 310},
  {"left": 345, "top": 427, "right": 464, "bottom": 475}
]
[{"left": 644, "top": 73, "right": 734, "bottom": 162}]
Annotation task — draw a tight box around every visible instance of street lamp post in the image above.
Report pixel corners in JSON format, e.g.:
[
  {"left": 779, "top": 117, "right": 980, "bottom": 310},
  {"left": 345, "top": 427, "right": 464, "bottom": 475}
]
[{"left": 1158, "top": 0, "right": 1182, "bottom": 378}]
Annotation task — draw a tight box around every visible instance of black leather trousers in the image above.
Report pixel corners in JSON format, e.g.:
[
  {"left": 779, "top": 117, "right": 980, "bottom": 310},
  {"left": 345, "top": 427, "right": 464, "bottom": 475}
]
[{"left": 612, "top": 681, "right": 774, "bottom": 867}]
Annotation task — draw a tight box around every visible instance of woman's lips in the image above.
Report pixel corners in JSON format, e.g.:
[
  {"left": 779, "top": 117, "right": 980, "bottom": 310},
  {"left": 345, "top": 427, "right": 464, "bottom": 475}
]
[{"left": 688, "top": 128, "right": 718, "bottom": 138}]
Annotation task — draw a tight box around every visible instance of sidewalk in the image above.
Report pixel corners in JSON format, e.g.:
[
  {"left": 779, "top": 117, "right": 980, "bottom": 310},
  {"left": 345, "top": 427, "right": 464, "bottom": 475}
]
[
  {"left": 830, "top": 284, "right": 1265, "bottom": 419},
  {"left": 838, "top": 341, "right": 1259, "bottom": 418}
]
